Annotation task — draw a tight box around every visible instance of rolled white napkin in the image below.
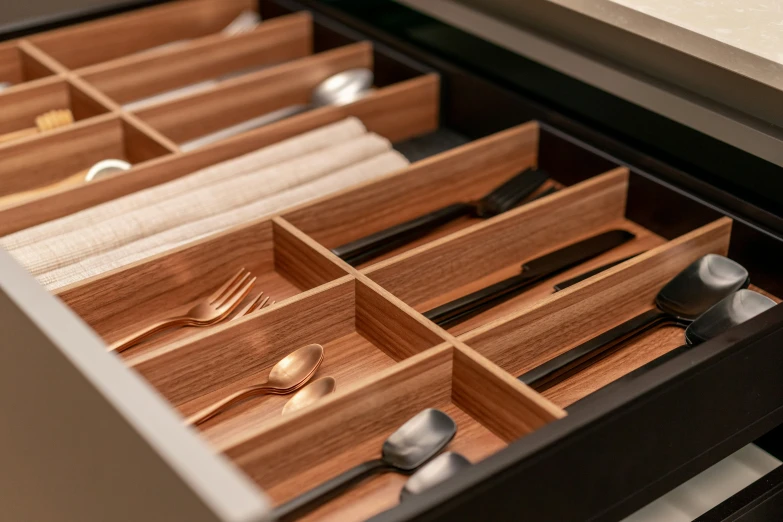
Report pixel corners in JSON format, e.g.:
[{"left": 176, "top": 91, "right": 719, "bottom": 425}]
[
  {"left": 0, "top": 117, "right": 367, "bottom": 251},
  {"left": 12, "top": 133, "right": 391, "bottom": 276},
  {"left": 41, "top": 151, "right": 409, "bottom": 290}
]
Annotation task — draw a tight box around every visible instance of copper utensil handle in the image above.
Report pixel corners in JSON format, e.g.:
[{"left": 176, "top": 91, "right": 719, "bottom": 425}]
[
  {"left": 0, "top": 168, "right": 89, "bottom": 208},
  {"left": 108, "top": 316, "right": 190, "bottom": 353},
  {"left": 187, "top": 384, "right": 273, "bottom": 425}
]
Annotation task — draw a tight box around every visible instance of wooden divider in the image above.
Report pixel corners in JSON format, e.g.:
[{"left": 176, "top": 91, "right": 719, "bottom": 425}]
[
  {"left": 78, "top": 12, "right": 313, "bottom": 107},
  {"left": 459, "top": 217, "right": 733, "bottom": 380},
  {"left": 0, "top": 40, "right": 58, "bottom": 86},
  {"left": 28, "top": 0, "right": 258, "bottom": 70},
  {"left": 134, "top": 42, "right": 374, "bottom": 144}
]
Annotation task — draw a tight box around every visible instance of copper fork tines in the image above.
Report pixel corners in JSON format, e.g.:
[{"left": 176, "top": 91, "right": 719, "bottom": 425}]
[
  {"left": 108, "top": 268, "right": 256, "bottom": 354},
  {"left": 233, "top": 292, "right": 274, "bottom": 320}
]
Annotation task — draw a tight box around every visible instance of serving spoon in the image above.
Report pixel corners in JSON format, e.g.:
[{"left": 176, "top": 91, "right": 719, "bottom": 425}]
[
  {"left": 0, "top": 158, "right": 130, "bottom": 208},
  {"left": 179, "top": 68, "right": 373, "bottom": 151},
  {"left": 281, "top": 377, "right": 336, "bottom": 415},
  {"left": 187, "top": 344, "right": 324, "bottom": 425},
  {"left": 569, "top": 289, "right": 776, "bottom": 406},
  {"left": 272, "top": 408, "right": 457, "bottom": 521},
  {"left": 400, "top": 452, "right": 472, "bottom": 501},
  {"left": 520, "top": 254, "right": 749, "bottom": 389}
]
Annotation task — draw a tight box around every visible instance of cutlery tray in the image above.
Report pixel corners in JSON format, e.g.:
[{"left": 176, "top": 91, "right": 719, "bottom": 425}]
[{"left": 2, "top": 1, "right": 783, "bottom": 521}]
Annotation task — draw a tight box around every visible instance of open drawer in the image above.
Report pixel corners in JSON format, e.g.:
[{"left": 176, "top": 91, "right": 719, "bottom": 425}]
[{"left": 2, "top": 1, "right": 783, "bottom": 522}]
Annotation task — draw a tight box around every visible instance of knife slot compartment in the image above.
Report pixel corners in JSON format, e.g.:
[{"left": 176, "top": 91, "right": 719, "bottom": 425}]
[
  {"left": 0, "top": 115, "right": 170, "bottom": 204},
  {"left": 0, "top": 41, "right": 58, "bottom": 87},
  {"left": 456, "top": 217, "right": 748, "bottom": 407},
  {"left": 78, "top": 12, "right": 313, "bottom": 109},
  {"left": 283, "top": 122, "right": 555, "bottom": 267},
  {"left": 0, "top": 78, "right": 110, "bottom": 138},
  {"left": 132, "top": 41, "right": 438, "bottom": 146},
  {"left": 28, "top": 0, "right": 259, "bottom": 70},
  {"left": 216, "top": 343, "right": 562, "bottom": 522},
  {"left": 55, "top": 217, "right": 351, "bottom": 359},
  {"left": 361, "top": 168, "right": 663, "bottom": 335}
]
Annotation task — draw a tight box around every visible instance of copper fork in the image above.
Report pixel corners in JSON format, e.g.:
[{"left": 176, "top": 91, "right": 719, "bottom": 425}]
[
  {"left": 232, "top": 292, "right": 275, "bottom": 320},
  {"left": 109, "top": 268, "right": 256, "bottom": 353}
]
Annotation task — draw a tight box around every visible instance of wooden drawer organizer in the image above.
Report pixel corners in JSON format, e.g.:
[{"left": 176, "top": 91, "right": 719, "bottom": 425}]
[{"left": 2, "top": 1, "right": 782, "bottom": 521}]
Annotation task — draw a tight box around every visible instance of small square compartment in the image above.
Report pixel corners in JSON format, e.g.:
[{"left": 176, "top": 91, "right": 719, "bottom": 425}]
[
  {"left": 80, "top": 12, "right": 312, "bottom": 111},
  {"left": 362, "top": 168, "right": 664, "bottom": 336},
  {"left": 0, "top": 116, "right": 170, "bottom": 204},
  {"left": 56, "top": 218, "right": 354, "bottom": 358},
  {"left": 0, "top": 78, "right": 110, "bottom": 141},
  {"left": 215, "top": 344, "right": 562, "bottom": 521},
  {"left": 28, "top": 0, "right": 259, "bottom": 69},
  {"left": 127, "top": 277, "right": 449, "bottom": 445},
  {"left": 0, "top": 41, "right": 57, "bottom": 89}
]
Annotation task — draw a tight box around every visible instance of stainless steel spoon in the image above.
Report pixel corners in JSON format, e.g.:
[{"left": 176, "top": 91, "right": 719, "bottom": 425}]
[
  {"left": 400, "top": 452, "right": 472, "bottom": 501},
  {"left": 179, "top": 68, "right": 373, "bottom": 151},
  {"left": 272, "top": 408, "right": 456, "bottom": 521},
  {"left": 521, "top": 254, "right": 750, "bottom": 389}
]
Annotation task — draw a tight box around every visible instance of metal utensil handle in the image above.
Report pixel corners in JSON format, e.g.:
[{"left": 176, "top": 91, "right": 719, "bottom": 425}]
[
  {"left": 425, "top": 269, "right": 543, "bottom": 326},
  {"left": 553, "top": 254, "right": 638, "bottom": 291},
  {"left": 519, "top": 308, "right": 676, "bottom": 389},
  {"left": 273, "top": 459, "right": 389, "bottom": 521},
  {"left": 332, "top": 202, "right": 474, "bottom": 265},
  {"left": 186, "top": 384, "right": 274, "bottom": 426},
  {"left": 108, "top": 316, "right": 191, "bottom": 354}
]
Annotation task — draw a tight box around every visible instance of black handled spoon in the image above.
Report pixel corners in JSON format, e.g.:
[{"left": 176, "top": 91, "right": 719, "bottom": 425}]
[
  {"left": 568, "top": 289, "right": 776, "bottom": 408},
  {"left": 520, "top": 253, "right": 750, "bottom": 389},
  {"left": 332, "top": 168, "right": 549, "bottom": 266},
  {"left": 272, "top": 408, "right": 457, "bottom": 521},
  {"left": 399, "top": 452, "right": 472, "bottom": 501}
]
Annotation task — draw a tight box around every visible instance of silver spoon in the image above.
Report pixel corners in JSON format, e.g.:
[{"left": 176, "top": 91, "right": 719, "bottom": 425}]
[
  {"left": 400, "top": 452, "right": 472, "bottom": 501},
  {"left": 179, "top": 68, "right": 374, "bottom": 151}
]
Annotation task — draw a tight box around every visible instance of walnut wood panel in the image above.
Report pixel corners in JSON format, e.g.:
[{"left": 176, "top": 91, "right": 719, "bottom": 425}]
[
  {"left": 364, "top": 168, "right": 630, "bottom": 308},
  {"left": 0, "top": 75, "right": 438, "bottom": 237},
  {"left": 0, "top": 41, "right": 56, "bottom": 86},
  {"left": 273, "top": 218, "right": 350, "bottom": 291},
  {"left": 283, "top": 122, "right": 540, "bottom": 250},
  {"left": 0, "top": 78, "right": 70, "bottom": 135},
  {"left": 79, "top": 13, "right": 313, "bottom": 105},
  {"left": 28, "top": 0, "right": 258, "bottom": 70},
  {"left": 219, "top": 343, "right": 561, "bottom": 520},
  {"left": 135, "top": 42, "right": 373, "bottom": 143},
  {"left": 0, "top": 115, "right": 168, "bottom": 199},
  {"left": 460, "top": 218, "right": 734, "bottom": 378}
]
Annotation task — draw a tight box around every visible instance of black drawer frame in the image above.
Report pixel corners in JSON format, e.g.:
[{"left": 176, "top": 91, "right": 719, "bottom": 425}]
[{"left": 3, "top": 1, "right": 783, "bottom": 520}]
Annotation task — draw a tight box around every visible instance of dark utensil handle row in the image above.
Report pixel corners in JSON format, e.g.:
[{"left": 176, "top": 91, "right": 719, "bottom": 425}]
[
  {"left": 520, "top": 308, "right": 687, "bottom": 389},
  {"left": 332, "top": 202, "right": 474, "bottom": 266},
  {"left": 273, "top": 458, "right": 389, "bottom": 521}
]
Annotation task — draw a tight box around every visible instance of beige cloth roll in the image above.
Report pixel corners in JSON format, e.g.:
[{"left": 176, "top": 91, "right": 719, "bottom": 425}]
[
  {"left": 13, "top": 133, "right": 391, "bottom": 276},
  {"left": 40, "top": 151, "right": 409, "bottom": 290},
  {"left": 0, "top": 117, "right": 367, "bottom": 251}
]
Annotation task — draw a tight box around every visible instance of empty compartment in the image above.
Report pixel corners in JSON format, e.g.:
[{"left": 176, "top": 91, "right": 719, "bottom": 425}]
[
  {"left": 0, "top": 116, "right": 170, "bottom": 206},
  {"left": 128, "top": 277, "right": 449, "bottom": 446},
  {"left": 217, "top": 344, "right": 563, "bottom": 521},
  {"left": 456, "top": 217, "right": 782, "bottom": 407},
  {"left": 56, "top": 218, "right": 352, "bottom": 358},
  {"left": 0, "top": 78, "right": 110, "bottom": 142},
  {"left": 28, "top": 0, "right": 258, "bottom": 69},
  {"left": 284, "top": 122, "right": 560, "bottom": 267},
  {"left": 80, "top": 12, "right": 312, "bottom": 110},
  {"left": 133, "top": 41, "right": 434, "bottom": 148},
  {"left": 0, "top": 41, "right": 57, "bottom": 88},
  {"left": 363, "top": 169, "right": 664, "bottom": 335}
]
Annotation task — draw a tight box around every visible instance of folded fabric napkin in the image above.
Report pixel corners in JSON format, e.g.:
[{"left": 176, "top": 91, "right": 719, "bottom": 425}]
[
  {"left": 11, "top": 133, "right": 391, "bottom": 276},
  {"left": 40, "top": 151, "right": 409, "bottom": 290},
  {"left": 0, "top": 117, "right": 367, "bottom": 251}
]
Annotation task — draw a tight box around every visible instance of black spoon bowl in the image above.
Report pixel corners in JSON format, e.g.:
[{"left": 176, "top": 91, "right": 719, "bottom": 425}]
[
  {"left": 273, "top": 408, "right": 457, "bottom": 521},
  {"left": 400, "top": 452, "right": 472, "bottom": 501},
  {"left": 569, "top": 289, "right": 776, "bottom": 407},
  {"left": 520, "top": 254, "right": 750, "bottom": 389},
  {"left": 332, "top": 168, "right": 549, "bottom": 266}
]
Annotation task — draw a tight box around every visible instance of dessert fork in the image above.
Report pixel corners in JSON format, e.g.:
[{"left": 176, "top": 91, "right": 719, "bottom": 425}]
[{"left": 109, "top": 268, "right": 256, "bottom": 353}]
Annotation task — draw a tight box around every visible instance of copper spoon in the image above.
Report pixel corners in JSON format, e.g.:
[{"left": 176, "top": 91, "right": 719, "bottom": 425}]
[
  {"left": 187, "top": 344, "right": 324, "bottom": 425},
  {"left": 282, "top": 377, "right": 336, "bottom": 415}
]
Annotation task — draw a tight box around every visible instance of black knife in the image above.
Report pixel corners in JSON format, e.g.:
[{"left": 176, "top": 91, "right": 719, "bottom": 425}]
[{"left": 424, "top": 229, "right": 636, "bottom": 327}]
